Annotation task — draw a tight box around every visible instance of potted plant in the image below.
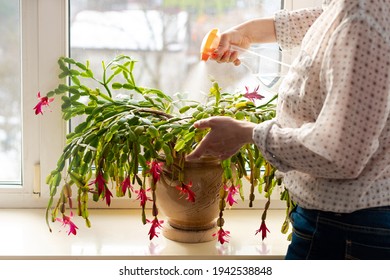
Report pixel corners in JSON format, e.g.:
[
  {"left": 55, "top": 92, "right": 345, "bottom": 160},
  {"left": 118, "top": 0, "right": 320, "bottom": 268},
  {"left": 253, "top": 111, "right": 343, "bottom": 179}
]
[{"left": 35, "top": 55, "right": 291, "bottom": 244}]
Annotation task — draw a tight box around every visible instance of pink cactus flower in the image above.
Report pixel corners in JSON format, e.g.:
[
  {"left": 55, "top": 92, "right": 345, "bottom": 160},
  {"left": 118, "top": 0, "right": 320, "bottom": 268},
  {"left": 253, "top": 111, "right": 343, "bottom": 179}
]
[
  {"left": 243, "top": 85, "right": 264, "bottom": 102},
  {"left": 213, "top": 228, "right": 230, "bottom": 244},
  {"left": 146, "top": 218, "right": 164, "bottom": 240},
  {"left": 148, "top": 161, "right": 164, "bottom": 184},
  {"left": 255, "top": 220, "right": 270, "bottom": 241},
  {"left": 135, "top": 188, "right": 151, "bottom": 207},
  {"left": 56, "top": 212, "right": 79, "bottom": 236},
  {"left": 33, "top": 91, "right": 54, "bottom": 115},
  {"left": 176, "top": 182, "right": 196, "bottom": 202},
  {"left": 224, "top": 184, "right": 240, "bottom": 207}
]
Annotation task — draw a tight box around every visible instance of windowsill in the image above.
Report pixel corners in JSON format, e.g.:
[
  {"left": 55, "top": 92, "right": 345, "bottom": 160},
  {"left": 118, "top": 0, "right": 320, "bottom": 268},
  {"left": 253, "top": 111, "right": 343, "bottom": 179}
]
[{"left": 0, "top": 209, "right": 290, "bottom": 260}]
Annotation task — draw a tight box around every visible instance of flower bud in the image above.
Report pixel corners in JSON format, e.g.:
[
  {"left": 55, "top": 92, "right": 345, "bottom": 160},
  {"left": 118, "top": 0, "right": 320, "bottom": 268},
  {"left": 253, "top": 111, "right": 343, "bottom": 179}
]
[{"left": 217, "top": 217, "right": 225, "bottom": 227}]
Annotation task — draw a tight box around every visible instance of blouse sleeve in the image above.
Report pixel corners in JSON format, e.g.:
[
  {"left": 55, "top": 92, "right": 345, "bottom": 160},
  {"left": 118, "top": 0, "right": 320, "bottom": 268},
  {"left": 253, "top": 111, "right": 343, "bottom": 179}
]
[
  {"left": 274, "top": 8, "right": 323, "bottom": 50},
  {"left": 254, "top": 17, "right": 390, "bottom": 179}
]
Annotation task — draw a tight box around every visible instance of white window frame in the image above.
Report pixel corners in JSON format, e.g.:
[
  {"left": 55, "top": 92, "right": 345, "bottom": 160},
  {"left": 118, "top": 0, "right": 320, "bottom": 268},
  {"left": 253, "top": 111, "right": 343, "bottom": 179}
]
[
  {"left": 0, "top": 0, "right": 320, "bottom": 208},
  {"left": 0, "top": 0, "right": 67, "bottom": 207}
]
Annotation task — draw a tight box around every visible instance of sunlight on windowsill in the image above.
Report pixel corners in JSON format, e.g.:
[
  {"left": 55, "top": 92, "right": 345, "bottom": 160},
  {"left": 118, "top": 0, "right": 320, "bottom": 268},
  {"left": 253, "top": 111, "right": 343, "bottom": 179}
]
[{"left": 0, "top": 209, "right": 290, "bottom": 259}]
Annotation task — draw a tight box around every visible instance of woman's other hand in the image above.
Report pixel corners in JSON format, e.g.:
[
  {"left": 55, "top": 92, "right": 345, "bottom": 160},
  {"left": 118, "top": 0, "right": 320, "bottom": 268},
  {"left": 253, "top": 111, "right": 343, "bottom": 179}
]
[{"left": 186, "top": 116, "right": 256, "bottom": 161}]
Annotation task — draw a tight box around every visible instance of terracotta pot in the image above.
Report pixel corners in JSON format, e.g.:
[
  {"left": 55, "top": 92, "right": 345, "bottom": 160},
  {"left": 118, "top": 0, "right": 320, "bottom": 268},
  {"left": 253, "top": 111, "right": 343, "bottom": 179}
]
[{"left": 156, "top": 157, "right": 223, "bottom": 243}]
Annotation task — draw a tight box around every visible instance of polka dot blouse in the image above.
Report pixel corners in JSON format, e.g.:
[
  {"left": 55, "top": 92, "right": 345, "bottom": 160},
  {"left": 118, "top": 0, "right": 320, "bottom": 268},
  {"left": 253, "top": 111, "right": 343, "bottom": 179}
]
[{"left": 253, "top": 0, "right": 390, "bottom": 213}]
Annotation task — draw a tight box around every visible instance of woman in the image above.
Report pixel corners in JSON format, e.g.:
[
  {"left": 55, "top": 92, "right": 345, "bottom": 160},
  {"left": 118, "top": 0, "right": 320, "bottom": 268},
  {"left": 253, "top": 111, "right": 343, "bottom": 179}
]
[{"left": 187, "top": 0, "right": 390, "bottom": 259}]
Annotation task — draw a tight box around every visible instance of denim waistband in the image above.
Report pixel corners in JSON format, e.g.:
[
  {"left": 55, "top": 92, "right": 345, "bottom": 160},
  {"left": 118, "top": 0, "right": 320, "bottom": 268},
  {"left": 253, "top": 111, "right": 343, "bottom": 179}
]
[{"left": 294, "top": 205, "right": 390, "bottom": 229}]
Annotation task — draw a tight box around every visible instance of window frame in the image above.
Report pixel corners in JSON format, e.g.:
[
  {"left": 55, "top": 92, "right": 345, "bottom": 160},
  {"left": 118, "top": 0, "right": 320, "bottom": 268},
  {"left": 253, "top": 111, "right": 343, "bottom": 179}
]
[{"left": 0, "top": 0, "right": 67, "bottom": 207}]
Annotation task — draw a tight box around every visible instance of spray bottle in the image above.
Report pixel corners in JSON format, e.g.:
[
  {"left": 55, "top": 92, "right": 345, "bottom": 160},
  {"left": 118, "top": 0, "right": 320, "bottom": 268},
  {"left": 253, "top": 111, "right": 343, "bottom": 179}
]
[{"left": 200, "top": 28, "right": 290, "bottom": 93}]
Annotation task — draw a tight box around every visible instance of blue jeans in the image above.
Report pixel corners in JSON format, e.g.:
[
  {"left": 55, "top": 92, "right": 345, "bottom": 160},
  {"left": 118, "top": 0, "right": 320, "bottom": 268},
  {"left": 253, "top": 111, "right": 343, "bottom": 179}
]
[{"left": 285, "top": 206, "right": 390, "bottom": 259}]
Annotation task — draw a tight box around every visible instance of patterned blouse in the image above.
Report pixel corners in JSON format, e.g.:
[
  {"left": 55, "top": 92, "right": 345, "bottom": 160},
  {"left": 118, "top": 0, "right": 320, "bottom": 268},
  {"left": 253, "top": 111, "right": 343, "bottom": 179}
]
[{"left": 253, "top": 0, "right": 390, "bottom": 212}]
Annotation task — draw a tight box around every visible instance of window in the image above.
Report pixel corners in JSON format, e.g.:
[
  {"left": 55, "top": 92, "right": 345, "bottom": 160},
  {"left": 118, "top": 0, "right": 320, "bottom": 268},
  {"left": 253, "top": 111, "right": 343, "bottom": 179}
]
[
  {"left": 0, "top": 0, "right": 67, "bottom": 207},
  {"left": 69, "top": 0, "right": 284, "bottom": 99},
  {"left": 0, "top": 0, "right": 21, "bottom": 186}
]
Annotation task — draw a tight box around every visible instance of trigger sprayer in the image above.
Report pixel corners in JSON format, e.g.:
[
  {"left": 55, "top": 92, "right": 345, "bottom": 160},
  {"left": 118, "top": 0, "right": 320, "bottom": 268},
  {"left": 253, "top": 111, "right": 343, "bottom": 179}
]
[
  {"left": 200, "top": 28, "right": 290, "bottom": 92},
  {"left": 200, "top": 28, "right": 220, "bottom": 61}
]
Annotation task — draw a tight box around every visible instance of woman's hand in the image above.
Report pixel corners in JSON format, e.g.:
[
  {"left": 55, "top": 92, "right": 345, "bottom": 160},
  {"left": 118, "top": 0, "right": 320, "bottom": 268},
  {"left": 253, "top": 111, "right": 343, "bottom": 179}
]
[
  {"left": 212, "top": 29, "right": 251, "bottom": 66},
  {"left": 211, "top": 17, "right": 277, "bottom": 66},
  {"left": 186, "top": 116, "right": 256, "bottom": 161}
]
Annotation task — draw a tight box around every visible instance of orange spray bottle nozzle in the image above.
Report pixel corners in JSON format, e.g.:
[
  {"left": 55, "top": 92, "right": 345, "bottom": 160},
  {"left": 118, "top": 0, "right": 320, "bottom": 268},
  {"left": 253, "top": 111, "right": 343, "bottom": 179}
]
[{"left": 200, "top": 28, "right": 220, "bottom": 61}]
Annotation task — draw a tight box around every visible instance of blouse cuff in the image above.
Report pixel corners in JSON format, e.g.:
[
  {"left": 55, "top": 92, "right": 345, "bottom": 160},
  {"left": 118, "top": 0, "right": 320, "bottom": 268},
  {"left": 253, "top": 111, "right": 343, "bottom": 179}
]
[
  {"left": 253, "top": 120, "right": 291, "bottom": 172},
  {"left": 274, "top": 9, "right": 292, "bottom": 50}
]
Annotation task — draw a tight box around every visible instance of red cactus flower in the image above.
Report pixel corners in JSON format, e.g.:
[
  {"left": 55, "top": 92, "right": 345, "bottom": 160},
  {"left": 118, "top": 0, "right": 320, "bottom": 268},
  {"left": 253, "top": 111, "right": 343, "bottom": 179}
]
[
  {"left": 135, "top": 188, "right": 151, "bottom": 207},
  {"left": 89, "top": 172, "right": 106, "bottom": 196},
  {"left": 243, "top": 85, "right": 264, "bottom": 102},
  {"left": 33, "top": 91, "right": 54, "bottom": 115},
  {"left": 213, "top": 228, "right": 230, "bottom": 244},
  {"left": 146, "top": 218, "right": 164, "bottom": 240},
  {"left": 104, "top": 187, "right": 113, "bottom": 206},
  {"left": 121, "top": 176, "right": 133, "bottom": 195},
  {"left": 88, "top": 172, "right": 112, "bottom": 206},
  {"left": 224, "top": 184, "right": 240, "bottom": 207},
  {"left": 176, "top": 182, "right": 196, "bottom": 202},
  {"left": 147, "top": 161, "right": 164, "bottom": 184},
  {"left": 255, "top": 220, "right": 270, "bottom": 241},
  {"left": 56, "top": 212, "right": 79, "bottom": 236}
]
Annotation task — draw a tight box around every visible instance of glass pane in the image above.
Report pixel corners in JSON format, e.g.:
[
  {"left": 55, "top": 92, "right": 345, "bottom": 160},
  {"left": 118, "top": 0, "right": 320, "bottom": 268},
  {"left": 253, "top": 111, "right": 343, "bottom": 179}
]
[
  {"left": 0, "top": 0, "right": 21, "bottom": 185},
  {"left": 69, "top": 0, "right": 283, "bottom": 99}
]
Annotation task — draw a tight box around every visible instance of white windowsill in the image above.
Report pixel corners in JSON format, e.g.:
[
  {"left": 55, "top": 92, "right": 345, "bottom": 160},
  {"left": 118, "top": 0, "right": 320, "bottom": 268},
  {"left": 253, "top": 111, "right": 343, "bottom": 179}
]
[{"left": 0, "top": 209, "right": 290, "bottom": 259}]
